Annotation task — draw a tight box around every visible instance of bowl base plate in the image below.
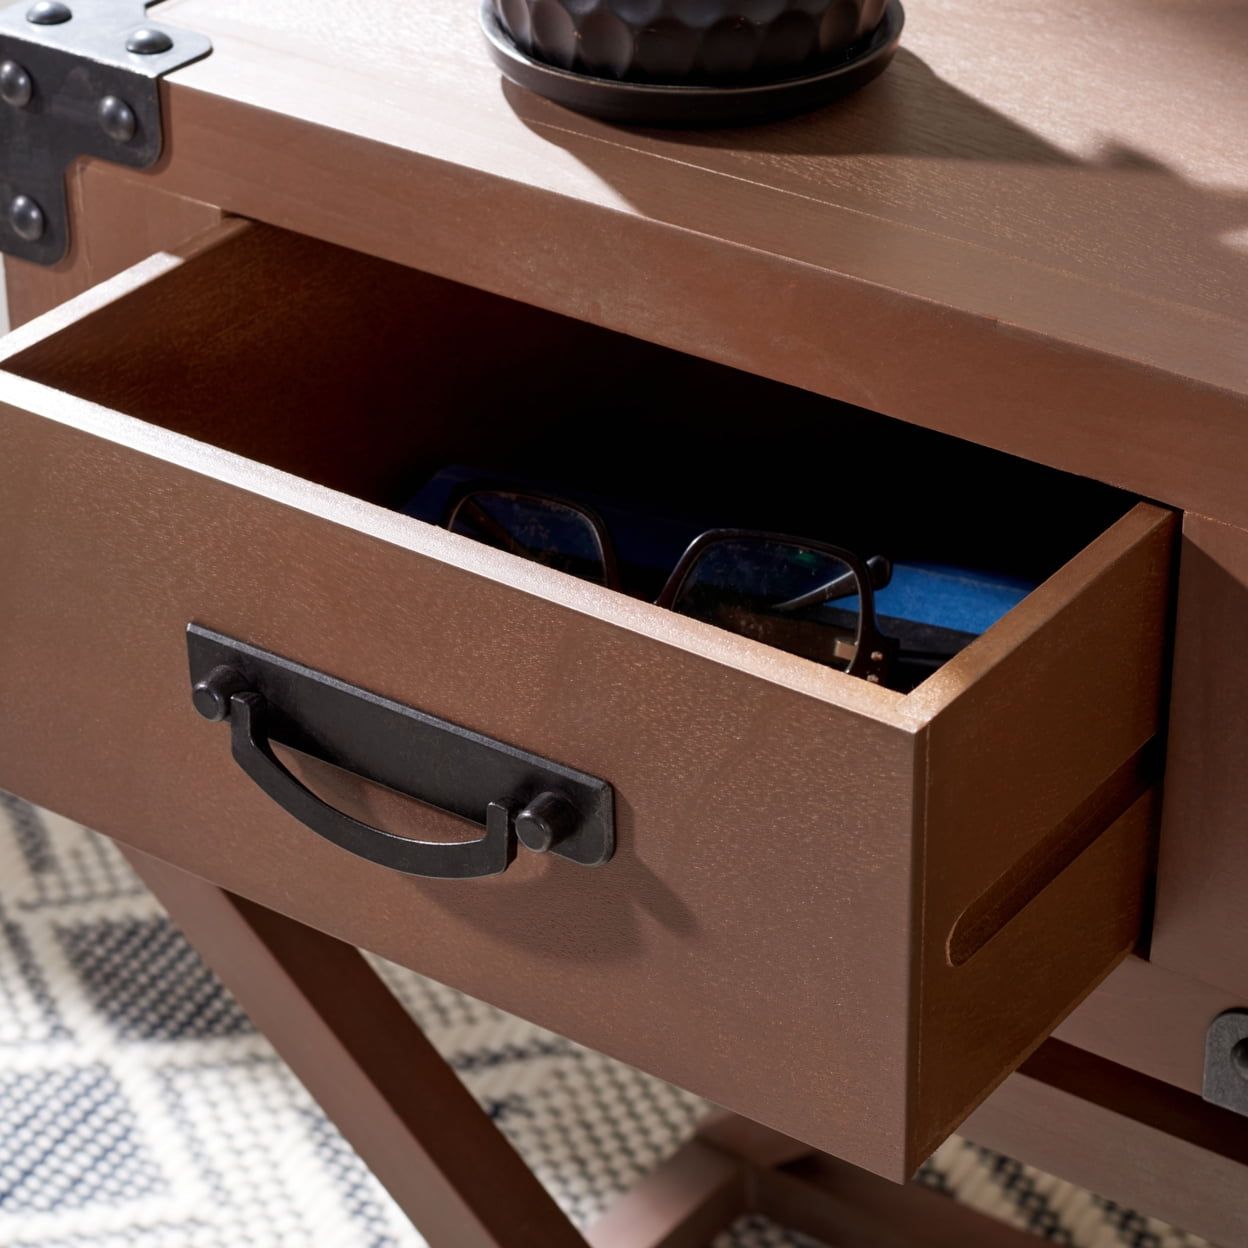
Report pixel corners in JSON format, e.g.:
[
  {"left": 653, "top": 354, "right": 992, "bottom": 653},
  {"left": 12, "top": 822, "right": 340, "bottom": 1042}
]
[{"left": 480, "top": 0, "right": 906, "bottom": 127}]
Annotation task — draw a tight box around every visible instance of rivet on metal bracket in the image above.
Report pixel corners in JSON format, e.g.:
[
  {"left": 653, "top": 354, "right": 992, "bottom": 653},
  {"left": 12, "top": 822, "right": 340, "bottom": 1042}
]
[
  {"left": 0, "top": 0, "right": 212, "bottom": 265},
  {"left": 8, "top": 192, "right": 44, "bottom": 240},
  {"left": 0, "top": 57, "right": 31, "bottom": 105},
  {"left": 125, "top": 25, "right": 171, "bottom": 55},
  {"left": 27, "top": 1, "right": 72, "bottom": 25},
  {"left": 97, "top": 92, "right": 134, "bottom": 141},
  {"left": 1202, "top": 1009, "right": 1248, "bottom": 1118}
]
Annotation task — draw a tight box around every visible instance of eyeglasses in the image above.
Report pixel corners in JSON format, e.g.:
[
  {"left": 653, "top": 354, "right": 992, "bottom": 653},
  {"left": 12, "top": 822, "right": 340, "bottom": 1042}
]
[{"left": 444, "top": 488, "right": 898, "bottom": 685}]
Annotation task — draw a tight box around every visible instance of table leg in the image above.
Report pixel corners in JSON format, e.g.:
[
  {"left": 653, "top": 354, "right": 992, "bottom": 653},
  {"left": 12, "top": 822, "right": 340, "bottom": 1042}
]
[{"left": 122, "top": 845, "right": 589, "bottom": 1248}]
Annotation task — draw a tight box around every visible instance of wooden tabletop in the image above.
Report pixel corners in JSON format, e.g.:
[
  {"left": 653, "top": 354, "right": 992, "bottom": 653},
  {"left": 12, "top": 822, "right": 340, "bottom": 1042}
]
[{"left": 142, "top": 0, "right": 1247, "bottom": 522}]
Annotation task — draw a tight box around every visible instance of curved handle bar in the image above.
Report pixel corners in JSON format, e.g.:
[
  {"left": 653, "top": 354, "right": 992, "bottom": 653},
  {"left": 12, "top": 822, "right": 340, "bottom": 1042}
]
[{"left": 226, "top": 687, "right": 517, "bottom": 879}]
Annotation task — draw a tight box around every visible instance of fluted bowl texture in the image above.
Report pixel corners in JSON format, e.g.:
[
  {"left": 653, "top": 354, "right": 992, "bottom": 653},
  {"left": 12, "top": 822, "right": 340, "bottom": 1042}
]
[{"left": 493, "top": 0, "right": 891, "bottom": 84}]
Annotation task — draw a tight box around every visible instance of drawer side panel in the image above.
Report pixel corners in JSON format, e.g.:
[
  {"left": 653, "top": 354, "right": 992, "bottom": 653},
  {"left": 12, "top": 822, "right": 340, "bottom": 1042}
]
[{"left": 911, "top": 506, "right": 1175, "bottom": 1168}]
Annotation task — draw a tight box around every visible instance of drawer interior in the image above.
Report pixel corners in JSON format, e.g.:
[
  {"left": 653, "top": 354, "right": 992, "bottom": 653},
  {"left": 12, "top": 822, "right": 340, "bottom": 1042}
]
[{"left": 2, "top": 222, "right": 1135, "bottom": 694}]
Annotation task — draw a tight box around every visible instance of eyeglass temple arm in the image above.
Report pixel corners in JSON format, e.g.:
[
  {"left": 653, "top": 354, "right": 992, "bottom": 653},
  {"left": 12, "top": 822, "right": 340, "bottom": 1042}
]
[{"left": 773, "top": 554, "right": 893, "bottom": 613}]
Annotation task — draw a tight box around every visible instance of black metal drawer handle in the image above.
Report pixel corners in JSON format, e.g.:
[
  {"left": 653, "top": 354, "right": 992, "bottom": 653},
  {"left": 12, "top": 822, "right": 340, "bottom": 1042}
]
[
  {"left": 187, "top": 626, "right": 614, "bottom": 879},
  {"left": 203, "top": 679, "right": 516, "bottom": 878}
]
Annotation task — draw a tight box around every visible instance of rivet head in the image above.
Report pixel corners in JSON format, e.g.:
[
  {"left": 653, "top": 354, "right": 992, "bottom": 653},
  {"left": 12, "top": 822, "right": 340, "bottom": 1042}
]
[
  {"left": 514, "top": 791, "right": 578, "bottom": 855},
  {"left": 26, "top": 0, "right": 71, "bottom": 24},
  {"left": 1233, "top": 1039, "right": 1248, "bottom": 1082},
  {"left": 125, "top": 26, "right": 173, "bottom": 55},
  {"left": 97, "top": 95, "right": 136, "bottom": 142},
  {"left": 191, "top": 666, "right": 249, "bottom": 722},
  {"left": 8, "top": 194, "right": 45, "bottom": 243},
  {"left": 0, "top": 60, "right": 33, "bottom": 108}
]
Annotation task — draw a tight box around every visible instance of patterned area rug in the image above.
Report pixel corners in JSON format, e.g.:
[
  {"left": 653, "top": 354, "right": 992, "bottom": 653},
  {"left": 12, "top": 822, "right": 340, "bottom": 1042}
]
[{"left": 0, "top": 793, "right": 1209, "bottom": 1248}]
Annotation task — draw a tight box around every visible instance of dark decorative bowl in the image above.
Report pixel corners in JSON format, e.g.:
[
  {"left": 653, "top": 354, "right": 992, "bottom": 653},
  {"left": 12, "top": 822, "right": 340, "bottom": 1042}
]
[{"left": 491, "top": 0, "right": 891, "bottom": 85}]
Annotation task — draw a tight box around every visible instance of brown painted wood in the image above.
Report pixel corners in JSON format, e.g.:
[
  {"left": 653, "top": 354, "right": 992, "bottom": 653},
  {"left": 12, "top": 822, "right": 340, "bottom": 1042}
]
[
  {"left": 1055, "top": 955, "right": 1246, "bottom": 1097},
  {"left": 122, "top": 846, "right": 588, "bottom": 1248},
  {"left": 696, "top": 1112, "right": 812, "bottom": 1171},
  {"left": 582, "top": 1095, "right": 1239, "bottom": 1248},
  {"left": 963, "top": 1040, "right": 1248, "bottom": 1248},
  {"left": 4, "top": 163, "right": 220, "bottom": 328},
  {"left": 759, "top": 1158, "right": 1047, "bottom": 1248},
  {"left": 61, "top": 0, "right": 1244, "bottom": 527},
  {"left": 704, "top": 1060, "right": 1248, "bottom": 1248},
  {"left": 909, "top": 598, "right": 1169, "bottom": 1153},
  {"left": 1152, "top": 513, "right": 1248, "bottom": 1000},
  {"left": 598, "top": 1110, "right": 1055, "bottom": 1248},
  {"left": 0, "top": 223, "right": 1173, "bottom": 1178},
  {"left": 585, "top": 1141, "right": 746, "bottom": 1248}
]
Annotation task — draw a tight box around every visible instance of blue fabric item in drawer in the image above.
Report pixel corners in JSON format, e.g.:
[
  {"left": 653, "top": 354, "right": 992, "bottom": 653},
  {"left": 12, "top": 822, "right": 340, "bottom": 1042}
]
[{"left": 874, "top": 563, "right": 1033, "bottom": 638}]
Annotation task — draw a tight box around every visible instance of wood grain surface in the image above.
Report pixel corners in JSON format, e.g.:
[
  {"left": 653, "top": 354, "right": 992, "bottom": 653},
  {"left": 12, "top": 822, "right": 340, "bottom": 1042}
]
[
  {"left": 0, "top": 224, "right": 1173, "bottom": 1177},
  {"left": 4, "top": 164, "right": 220, "bottom": 327},
  {"left": 963, "top": 1040, "right": 1248, "bottom": 1248},
  {"left": 1055, "top": 955, "right": 1247, "bottom": 1097},
  {"left": 584, "top": 1140, "right": 747, "bottom": 1248},
  {"left": 908, "top": 504, "right": 1175, "bottom": 1157},
  {"left": 758, "top": 1154, "right": 1062, "bottom": 1248},
  {"left": 1153, "top": 513, "right": 1248, "bottom": 1000},
  {"left": 54, "top": 0, "right": 1244, "bottom": 526}
]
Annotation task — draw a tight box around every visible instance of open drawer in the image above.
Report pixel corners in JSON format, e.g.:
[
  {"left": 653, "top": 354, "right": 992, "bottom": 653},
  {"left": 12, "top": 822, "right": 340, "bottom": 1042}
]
[{"left": 0, "top": 221, "right": 1174, "bottom": 1179}]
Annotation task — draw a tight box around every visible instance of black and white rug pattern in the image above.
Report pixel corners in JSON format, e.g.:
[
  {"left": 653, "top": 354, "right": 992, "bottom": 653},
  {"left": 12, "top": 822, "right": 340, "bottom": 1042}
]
[{"left": 0, "top": 793, "right": 1210, "bottom": 1248}]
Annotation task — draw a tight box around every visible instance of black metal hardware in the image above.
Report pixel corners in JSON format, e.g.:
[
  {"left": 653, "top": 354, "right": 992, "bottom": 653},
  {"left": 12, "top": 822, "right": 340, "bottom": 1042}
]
[
  {"left": 0, "top": 0, "right": 211, "bottom": 265},
  {"left": 1202, "top": 1009, "right": 1248, "bottom": 1118},
  {"left": 514, "top": 789, "right": 579, "bottom": 854},
  {"left": 186, "top": 625, "right": 615, "bottom": 879}
]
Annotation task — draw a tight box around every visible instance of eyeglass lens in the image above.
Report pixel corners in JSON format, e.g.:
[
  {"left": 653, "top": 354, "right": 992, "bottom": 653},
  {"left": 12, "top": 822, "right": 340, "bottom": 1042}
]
[
  {"left": 667, "top": 538, "right": 864, "bottom": 671},
  {"left": 448, "top": 492, "right": 610, "bottom": 585}
]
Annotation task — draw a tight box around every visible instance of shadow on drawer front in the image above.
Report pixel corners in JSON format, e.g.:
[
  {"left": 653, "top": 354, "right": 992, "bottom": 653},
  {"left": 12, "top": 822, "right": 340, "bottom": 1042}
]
[{"left": 0, "top": 220, "right": 1175, "bottom": 1179}]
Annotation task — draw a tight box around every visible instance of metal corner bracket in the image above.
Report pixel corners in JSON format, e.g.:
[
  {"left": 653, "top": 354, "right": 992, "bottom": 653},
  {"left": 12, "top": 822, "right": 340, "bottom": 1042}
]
[
  {"left": 0, "top": 0, "right": 211, "bottom": 266},
  {"left": 1202, "top": 1008, "right": 1248, "bottom": 1118}
]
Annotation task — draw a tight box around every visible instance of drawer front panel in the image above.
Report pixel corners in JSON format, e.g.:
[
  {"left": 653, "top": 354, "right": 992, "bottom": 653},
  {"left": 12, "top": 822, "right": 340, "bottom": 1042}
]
[{"left": 0, "top": 397, "right": 918, "bottom": 1175}]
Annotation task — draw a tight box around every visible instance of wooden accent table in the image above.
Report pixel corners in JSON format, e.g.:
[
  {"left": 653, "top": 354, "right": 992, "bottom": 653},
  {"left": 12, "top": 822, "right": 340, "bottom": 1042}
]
[{"left": 2, "top": 0, "right": 1246, "bottom": 1243}]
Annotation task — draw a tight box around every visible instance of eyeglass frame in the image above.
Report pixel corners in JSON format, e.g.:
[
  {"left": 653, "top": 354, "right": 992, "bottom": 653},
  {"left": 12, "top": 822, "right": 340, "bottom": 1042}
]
[{"left": 443, "top": 486, "right": 898, "bottom": 686}]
